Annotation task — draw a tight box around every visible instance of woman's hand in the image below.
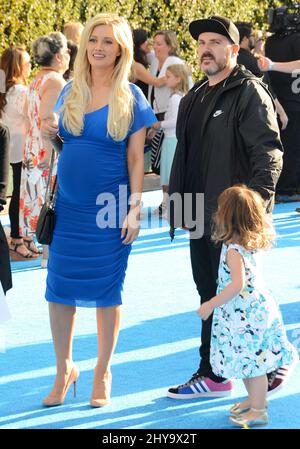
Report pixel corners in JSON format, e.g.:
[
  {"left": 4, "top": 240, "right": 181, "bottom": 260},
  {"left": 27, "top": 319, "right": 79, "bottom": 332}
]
[
  {"left": 41, "top": 115, "right": 59, "bottom": 140},
  {"left": 121, "top": 207, "right": 141, "bottom": 244},
  {"left": 147, "top": 127, "right": 157, "bottom": 140},
  {"left": 152, "top": 121, "right": 161, "bottom": 130},
  {"left": 258, "top": 56, "right": 273, "bottom": 72},
  {"left": 197, "top": 301, "right": 214, "bottom": 321}
]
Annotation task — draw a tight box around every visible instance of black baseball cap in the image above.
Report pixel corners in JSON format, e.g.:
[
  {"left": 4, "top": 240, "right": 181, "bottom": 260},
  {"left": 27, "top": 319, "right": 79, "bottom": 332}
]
[{"left": 189, "top": 16, "right": 240, "bottom": 45}]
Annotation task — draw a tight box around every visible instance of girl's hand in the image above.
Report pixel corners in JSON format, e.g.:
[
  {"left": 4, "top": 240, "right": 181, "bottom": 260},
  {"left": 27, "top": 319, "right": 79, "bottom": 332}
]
[
  {"left": 197, "top": 302, "right": 214, "bottom": 321},
  {"left": 278, "top": 108, "right": 289, "bottom": 130},
  {"left": 258, "top": 56, "right": 272, "bottom": 72},
  {"left": 121, "top": 207, "right": 141, "bottom": 245}
]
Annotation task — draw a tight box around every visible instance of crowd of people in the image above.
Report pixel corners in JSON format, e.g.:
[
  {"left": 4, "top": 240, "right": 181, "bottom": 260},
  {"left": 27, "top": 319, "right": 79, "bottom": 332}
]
[{"left": 0, "top": 12, "right": 299, "bottom": 428}]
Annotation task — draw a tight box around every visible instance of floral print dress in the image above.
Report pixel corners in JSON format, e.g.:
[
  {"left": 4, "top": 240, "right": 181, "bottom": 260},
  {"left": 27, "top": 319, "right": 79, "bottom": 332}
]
[
  {"left": 210, "top": 243, "right": 296, "bottom": 379},
  {"left": 19, "top": 72, "right": 64, "bottom": 237}
]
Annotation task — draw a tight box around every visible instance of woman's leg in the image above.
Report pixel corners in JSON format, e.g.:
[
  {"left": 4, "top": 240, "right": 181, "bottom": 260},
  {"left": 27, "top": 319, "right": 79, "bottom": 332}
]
[
  {"left": 8, "top": 162, "right": 34, "bottom": 258},
  {"left": 47, "top": 302, "right": 77, "bottom": 395},
  {"left": 9, "top": 162, "right": 22, "bottom": 239},
  {"left": 91, "top": 306, "right": 121, "bottom": 401},
  {"left": 162, "top": 185, "right": 169, "bottom": 205}
]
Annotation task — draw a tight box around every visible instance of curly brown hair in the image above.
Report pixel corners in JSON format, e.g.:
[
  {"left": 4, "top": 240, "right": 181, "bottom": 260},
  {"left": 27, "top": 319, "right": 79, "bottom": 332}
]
[{"left": 212, "top": 184, "right": 275, "bottom": 251}]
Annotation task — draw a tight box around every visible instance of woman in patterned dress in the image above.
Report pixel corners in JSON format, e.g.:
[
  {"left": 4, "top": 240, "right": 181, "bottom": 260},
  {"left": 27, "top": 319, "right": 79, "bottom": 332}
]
[
  {"left": 198, "top": 185, "right": 297, "bottom": 428},
  {"left": 19, "top": 32, "right": 69, "bottom": 266}
]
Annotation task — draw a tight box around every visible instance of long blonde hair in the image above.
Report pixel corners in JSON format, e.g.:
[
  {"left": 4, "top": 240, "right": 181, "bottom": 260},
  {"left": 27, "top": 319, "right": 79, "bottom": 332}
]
[
  {"left": 212, "top": 185, "right": 274, "bottom": 251},
  {"left": 61, "top": 13, "right": 134, "bottom": 141}
]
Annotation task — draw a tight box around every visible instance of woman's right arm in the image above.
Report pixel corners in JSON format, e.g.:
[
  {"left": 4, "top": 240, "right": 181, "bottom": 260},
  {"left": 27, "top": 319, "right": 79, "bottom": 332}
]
[
  {"left": 40, "top": 78, "right": 65, "bottom": 142},
  {"left": 258, "top": 56, "right": 300, "bottom": 73},
  {"left": 39, "top": 78, "right": 65, "bottom": 167},
  {"left": 133, "top": 62, "right": 166, "bottom": 87}
]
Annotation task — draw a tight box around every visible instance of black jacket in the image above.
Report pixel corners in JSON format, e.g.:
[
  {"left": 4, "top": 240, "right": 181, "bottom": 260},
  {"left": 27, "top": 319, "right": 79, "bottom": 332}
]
[{"left": 168, "top": 65, "right": 283, "bottom": 238}]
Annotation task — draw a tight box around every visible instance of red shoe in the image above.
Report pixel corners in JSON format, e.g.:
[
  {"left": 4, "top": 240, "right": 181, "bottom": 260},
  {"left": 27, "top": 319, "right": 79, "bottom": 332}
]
[{"left": 267, "top": 345, "right": 299, "bottom": 396}]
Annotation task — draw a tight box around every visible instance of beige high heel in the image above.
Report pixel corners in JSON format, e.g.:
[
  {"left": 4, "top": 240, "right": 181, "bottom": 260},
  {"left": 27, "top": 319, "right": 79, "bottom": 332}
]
[
  {"left": 90, "top": 371, "right": 112, "bottom": 408},
  {"left": 43, "top": 364, "right": 80, "bottom": 407}
]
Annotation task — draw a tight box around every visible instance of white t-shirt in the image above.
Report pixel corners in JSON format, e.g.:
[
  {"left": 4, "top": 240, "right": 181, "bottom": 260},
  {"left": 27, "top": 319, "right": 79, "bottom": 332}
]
[
  {"left": 160, "top": 92, "right": 183, "bottom": 138},
  {"left": 1, "top": 84, "right": 27, "bottom": 163}
]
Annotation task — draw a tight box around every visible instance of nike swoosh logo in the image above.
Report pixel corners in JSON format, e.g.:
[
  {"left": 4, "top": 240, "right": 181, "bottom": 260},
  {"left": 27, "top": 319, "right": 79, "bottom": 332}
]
[{"left": 213, "top": 110, "right": 224, "bottom": 117}]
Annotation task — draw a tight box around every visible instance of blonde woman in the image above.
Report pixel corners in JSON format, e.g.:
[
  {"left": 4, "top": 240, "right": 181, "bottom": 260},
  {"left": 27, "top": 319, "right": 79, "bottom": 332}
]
[{"left": 41, "top": 13, "right": 156, "bottom": 408}]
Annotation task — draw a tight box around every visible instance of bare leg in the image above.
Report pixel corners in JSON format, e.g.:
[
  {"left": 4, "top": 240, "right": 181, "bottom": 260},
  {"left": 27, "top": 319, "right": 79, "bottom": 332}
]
[
  {"left": 91, "top": 306, "right": 121, "bottom": 402},
  {"left": 47, "top": 302, "right": 76, "bottom": 394},
  {"left": 238, "top": 378, "right": 251, "bottom": 409},
  {"left": 43, "top": 244, "right": 48, "bottom": 260},
  {"left": 162, "top": 185, "right": 169, "bottom": 206},
  {"left": 239, "top": 375, "right": 268, "bottom": 419}
]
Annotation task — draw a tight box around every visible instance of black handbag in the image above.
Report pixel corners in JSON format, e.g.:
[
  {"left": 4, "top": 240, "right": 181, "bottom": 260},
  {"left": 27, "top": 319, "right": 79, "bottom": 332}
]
[
  {"left": 150, "top": 128, "right": 164, "bottom": 175},
  {"left": 36, "top": 148, "right": 57, "bottom": 245},
  {"left": 150, "top": 110, "right": 165, "bottom": 175}
]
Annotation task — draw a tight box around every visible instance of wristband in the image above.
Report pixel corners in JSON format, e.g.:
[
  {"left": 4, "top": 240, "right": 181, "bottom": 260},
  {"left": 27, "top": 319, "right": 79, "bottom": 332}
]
[{"left": 268, "top": 60, "right": 273, "bottom": 71}]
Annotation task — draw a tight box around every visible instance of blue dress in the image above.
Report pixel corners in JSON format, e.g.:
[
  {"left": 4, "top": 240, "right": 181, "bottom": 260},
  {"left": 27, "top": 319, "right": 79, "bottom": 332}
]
[
  {"left": 45, "top": 84, "right": 156, "bottom": 307},
  {"left": 210, "top": 243, "right": 296, "bottom": 379}
]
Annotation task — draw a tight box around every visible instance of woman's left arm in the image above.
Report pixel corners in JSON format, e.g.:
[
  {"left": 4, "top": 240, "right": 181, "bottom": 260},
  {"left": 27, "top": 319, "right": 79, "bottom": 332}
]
[{"left": 121, "top": 127, "right": 146, "bottom": 245}]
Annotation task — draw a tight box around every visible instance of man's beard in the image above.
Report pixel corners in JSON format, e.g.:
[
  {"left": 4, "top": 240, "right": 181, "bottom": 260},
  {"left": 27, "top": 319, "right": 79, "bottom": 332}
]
[
  {"left": 200, "top": 52, "right": 227, "bottom": 76},
  {"left": 202, "top": 60, "right": 227, "bottom": 76}
]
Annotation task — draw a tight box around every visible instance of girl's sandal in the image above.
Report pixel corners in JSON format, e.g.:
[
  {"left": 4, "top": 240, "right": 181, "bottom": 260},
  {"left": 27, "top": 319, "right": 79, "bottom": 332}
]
[
  {"left": 9, "top": 242, "right": 38, "bottom": 261},
  {"left": 23, "top": 238, "right": 42, "bottom": 255}
]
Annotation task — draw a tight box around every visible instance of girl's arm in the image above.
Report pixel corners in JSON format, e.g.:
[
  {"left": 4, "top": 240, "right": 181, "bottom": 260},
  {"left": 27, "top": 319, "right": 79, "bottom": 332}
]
[
  {"left": 274, "top": 98, "right": 288, "bottom": 130},
  {"left": 258, "top": 56, "right": 300, "bottom": 73},
  {"left": 198, "top": 249, "right": 245, "bottom": 321},
  {"left": 160, "top": 94, "right": 182, "bottom": 130},
  {"left": 133, "top": 62, "right": 166, "bottom": 87},
  {"left": 121, "top": 126, "right": 145, "bottom": 245}
]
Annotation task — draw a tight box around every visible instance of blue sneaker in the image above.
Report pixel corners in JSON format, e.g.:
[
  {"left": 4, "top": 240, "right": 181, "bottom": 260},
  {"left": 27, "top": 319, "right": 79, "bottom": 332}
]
[{"left": 167, "top": 372, "right": 233, "bottom": 399}]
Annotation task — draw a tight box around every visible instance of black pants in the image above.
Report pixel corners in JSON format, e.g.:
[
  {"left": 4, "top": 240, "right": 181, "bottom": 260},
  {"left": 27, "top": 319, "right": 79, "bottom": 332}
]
[
  {"left": 190, "top": 235, "right": 226, "bottom": 382},
  {"left": 277, "top": 110, "right": 300, "bottom": 195},
  {"left": 8, "top": 162, "right": 22, "bottom": 239}
]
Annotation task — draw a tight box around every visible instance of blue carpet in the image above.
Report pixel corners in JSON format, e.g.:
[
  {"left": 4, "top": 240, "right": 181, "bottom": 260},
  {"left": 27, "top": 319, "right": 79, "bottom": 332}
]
[{"left": 0, "top": 192, "right": 299, "bottom": 429}]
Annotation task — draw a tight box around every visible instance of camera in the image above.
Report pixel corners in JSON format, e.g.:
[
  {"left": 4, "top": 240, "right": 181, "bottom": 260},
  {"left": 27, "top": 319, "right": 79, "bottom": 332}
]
[{"left": 268, "top": 4, "right": 300, "bottom": 34}]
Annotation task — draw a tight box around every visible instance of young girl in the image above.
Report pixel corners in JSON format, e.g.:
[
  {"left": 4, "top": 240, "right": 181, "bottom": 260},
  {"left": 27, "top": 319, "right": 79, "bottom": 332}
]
[
  {"left": 198, "top": 185, "right": 298, "bottom": 428},
  {"left": 152, "top": 64, "right": 191, "bottom": 218}
]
